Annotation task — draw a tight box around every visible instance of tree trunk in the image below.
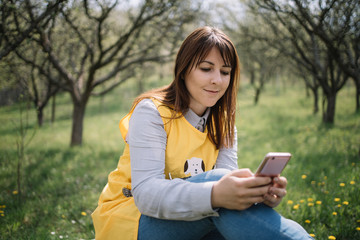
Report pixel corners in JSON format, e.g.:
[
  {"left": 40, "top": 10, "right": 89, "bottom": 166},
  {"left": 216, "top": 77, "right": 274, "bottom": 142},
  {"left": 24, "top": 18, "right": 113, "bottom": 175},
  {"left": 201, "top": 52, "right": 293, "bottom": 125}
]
[
  {"left": 254, "top": 88, "right": 260, "bottom": 105},
  {"left": 311, "top": 87, "right": 319, "bottom": 114},
  {"left": 51, "top": 94, "right": 56, "bottom": 124},
  {"left": 354, "top": 78, "right": 360, "bottom": 113},
  {"left": 37, "top": 107, "right": 44, "bottom": 127},
  {"left": 70, "top": 101, "right": 86, "bottom": 146},
  {"left": 322, "top": 92, "right": 336, "bottom": 124}
]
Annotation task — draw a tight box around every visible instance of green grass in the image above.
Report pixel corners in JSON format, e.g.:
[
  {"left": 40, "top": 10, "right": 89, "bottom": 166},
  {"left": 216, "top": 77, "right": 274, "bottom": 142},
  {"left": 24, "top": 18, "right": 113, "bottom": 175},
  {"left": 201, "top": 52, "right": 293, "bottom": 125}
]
[{"left": 0, "top": 79, "right": 359, "bottom": 239}]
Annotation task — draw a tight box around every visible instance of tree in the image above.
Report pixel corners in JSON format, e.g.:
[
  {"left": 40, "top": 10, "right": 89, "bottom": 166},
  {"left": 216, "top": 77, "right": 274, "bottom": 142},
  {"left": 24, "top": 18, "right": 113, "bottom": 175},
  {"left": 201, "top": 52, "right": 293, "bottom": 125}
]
[
  {"left": 243, "top": 0, "right": 355, "bottom": 124},
  {"left": 23, "top": 0, "right": 198, "bottom": 146},
  {"left": 0, "top": 0, "right": 66, "bottom": 60}
]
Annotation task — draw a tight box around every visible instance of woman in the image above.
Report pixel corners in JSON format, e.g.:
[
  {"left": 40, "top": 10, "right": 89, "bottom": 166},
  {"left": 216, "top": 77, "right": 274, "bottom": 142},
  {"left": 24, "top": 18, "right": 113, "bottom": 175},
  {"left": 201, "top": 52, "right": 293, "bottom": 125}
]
[{"left": 92, "top": 26, "right": 312, "bottom": 240}]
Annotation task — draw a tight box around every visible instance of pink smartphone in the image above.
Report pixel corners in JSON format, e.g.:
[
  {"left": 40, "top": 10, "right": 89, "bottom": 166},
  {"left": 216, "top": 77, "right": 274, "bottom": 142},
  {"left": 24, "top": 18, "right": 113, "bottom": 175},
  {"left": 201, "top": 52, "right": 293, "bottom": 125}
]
[{"left": 255, "top": 152, "right": 292, "bottom": 176}]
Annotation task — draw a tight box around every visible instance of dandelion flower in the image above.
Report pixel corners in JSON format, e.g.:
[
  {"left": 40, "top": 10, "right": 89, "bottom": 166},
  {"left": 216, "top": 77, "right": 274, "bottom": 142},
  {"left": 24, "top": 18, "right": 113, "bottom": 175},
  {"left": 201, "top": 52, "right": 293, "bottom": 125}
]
[
  {"left": 343, "top": 201, "right": 349, "bottom": 206},
  {"left": 356, "top": 227, "right": 360, "bottom": 231},
  {"left": 300, "top": 199, "right": 305, "bottom": 203},
  {"left": 311, "top": 181, "right": 316, "bottom": 185},
  {"left": 357, "top": 220, "right": 360, "bottom": 223},
  {"left": 316, "top": 201, "right": 322, "bottom": 205},
  {"left": 351, "top": 162, "right": 355, "bottom": 166},
  {"left": 337, "top": 204, "right": 342, "bottom": 208},
  {"left": 334, "top": 198, "right": 340, "bottom": 202},
  {"left": 308, "top": 203, "right": 314, "bottom": 207},
  {"left": 324, "top": 176, "right": 327, "bottom": 180},
  {"left": 324, "top": 190, "right": 329, "bottom": 194},
  {"left": 287, "top": 200, "right": 294, "bottom": 205},
  {"left": 332, "top": 212, "right": 337, "bottom": 216},
  {"left": 308, "top": 198, "right": 314, "bottom": 202},
  {"left": 1, "top": 213, "right": 4, "bottom": 217},
  {"left": 302, "top": 175, "right": 307, "bottom": 179},
  {"left": 12, "top": 190, "right": 18, "bottom": 195},
  {"left": 305, "top": 219, "right": 311, "bottom": 224},
  {"left": 0, "top": 210, "right": 4, "bottom": 214},
  {"left": 81, "top": 211, "right": 87, "bottom": 216},
  {"left": 350, "top": 181, "right": 355, "bottom": 185},
  {"left": 339, "top": 183, "right": 345, "bottom": 187},
  {"left": 310, "top": 234, "right": 315, "bottom": 237},
  {"left": 293, "top": 204, "right": 300, "bottom": 210},
  {"left": 328, "top": 236, "right": 336, "bottom": 240}
]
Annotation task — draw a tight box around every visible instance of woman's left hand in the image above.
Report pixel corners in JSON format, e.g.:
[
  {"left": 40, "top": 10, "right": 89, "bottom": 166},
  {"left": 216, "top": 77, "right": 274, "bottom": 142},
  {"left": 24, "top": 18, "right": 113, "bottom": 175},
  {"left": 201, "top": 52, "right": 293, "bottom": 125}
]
[{"left": 263, "top": 176, "right": 287, "bottom": 208}]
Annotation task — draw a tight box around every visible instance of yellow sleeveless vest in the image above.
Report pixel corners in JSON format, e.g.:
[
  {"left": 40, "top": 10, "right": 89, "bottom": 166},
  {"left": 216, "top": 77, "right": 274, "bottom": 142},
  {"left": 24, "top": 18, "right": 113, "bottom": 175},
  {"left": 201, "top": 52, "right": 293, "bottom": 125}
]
[{"left": 92, "top": 99, "right": 219, "bottom": 240}]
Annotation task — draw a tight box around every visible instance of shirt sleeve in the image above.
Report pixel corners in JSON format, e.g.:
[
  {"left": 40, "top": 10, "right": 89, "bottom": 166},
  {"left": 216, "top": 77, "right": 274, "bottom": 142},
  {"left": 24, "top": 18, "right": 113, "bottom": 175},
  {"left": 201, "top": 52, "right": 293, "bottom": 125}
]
[
  {"left": 215, "top": 126, "right": 239, "bottom": 170},
  {"left": 128, "top": 99, "right": 219, "bottom": 220}
]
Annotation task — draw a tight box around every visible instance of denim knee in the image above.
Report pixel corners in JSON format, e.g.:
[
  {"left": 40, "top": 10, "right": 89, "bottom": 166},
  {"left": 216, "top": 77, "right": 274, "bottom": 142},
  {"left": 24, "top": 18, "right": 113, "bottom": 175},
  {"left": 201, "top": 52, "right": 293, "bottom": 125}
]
[{"left": 186, "top": 168, "right": 231, "bottom": 183}]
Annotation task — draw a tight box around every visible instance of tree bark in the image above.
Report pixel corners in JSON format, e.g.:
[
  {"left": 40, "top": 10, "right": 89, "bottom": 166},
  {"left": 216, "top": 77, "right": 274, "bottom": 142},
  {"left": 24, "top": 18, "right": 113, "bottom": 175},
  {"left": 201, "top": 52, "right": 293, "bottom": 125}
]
[
  {"left": 323, "top": 93, "right": 336, "bottom": 124},
  {"left": 70, "top": 101, "right": 86, "bottom": 146}
]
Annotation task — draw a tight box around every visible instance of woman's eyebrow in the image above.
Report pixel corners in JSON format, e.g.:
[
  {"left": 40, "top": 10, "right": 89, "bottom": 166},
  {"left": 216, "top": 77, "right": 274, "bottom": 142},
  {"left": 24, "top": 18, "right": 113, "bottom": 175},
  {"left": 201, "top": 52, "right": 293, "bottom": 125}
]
[{"left": 200, "top": 60, "right": 231, "bottom": 68}]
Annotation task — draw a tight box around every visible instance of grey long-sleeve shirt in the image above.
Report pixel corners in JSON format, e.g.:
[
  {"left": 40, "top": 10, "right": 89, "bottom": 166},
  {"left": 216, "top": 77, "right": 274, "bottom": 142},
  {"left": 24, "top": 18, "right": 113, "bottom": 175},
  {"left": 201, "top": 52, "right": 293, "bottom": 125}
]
[{"left": 127, "top": 99, "right": 238, "bottom": 220}]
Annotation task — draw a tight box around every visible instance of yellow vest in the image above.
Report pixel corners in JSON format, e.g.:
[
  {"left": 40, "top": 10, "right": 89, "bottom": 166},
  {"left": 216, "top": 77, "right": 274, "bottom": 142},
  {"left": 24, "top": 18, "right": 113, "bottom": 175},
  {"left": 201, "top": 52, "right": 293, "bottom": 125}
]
[{"left": 92, "top": 99, "right": 219, "bottom": 240}]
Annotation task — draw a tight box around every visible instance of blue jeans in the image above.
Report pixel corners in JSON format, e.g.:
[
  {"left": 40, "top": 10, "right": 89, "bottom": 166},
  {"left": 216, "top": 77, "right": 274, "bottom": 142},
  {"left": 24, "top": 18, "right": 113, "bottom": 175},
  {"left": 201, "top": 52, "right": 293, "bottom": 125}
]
[{"left": 138, "top": 169, "right": 313, "bottom": 240}]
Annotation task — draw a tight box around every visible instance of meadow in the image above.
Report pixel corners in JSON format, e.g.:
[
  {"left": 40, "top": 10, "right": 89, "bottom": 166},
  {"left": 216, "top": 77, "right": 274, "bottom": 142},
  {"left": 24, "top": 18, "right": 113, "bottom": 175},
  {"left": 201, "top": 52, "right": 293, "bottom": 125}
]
[{"left": 0, "top": 78, "right": 359, "bottom": 240}]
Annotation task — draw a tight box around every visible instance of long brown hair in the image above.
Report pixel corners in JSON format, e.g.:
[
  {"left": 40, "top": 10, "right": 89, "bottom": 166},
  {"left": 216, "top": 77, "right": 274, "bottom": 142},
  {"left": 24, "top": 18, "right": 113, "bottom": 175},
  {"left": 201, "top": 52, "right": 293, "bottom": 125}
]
[{"left": 133, "top": 26, "right": 240, "bottom": 149}]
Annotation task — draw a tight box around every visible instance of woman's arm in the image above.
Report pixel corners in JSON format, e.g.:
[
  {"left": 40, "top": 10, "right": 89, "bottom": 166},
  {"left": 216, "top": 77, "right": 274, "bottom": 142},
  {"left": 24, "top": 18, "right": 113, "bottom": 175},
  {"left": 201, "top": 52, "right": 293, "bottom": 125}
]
[
  {"left": 215, "top": 127, "right": 239, "bottom": 170},
  {"left": 129, "top": 99, "right": 219, "bottom": 220}
]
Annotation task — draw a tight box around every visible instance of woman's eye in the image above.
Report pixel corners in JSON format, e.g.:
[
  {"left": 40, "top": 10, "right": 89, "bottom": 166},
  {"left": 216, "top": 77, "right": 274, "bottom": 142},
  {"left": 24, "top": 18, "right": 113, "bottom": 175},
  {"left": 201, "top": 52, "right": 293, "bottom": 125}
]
[
  {"left": 200, "top": 68, "right": 211, "bottom": 72},
  {"left": 221, "top": 71, "right": 230, "bottom": 76}
]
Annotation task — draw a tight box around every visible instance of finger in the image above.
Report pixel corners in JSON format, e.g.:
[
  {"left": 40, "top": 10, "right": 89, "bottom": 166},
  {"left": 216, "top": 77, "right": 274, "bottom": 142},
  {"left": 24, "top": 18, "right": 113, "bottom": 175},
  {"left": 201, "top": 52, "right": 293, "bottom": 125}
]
[
  {"left": 273, "top": 176, "right": 287, "bottom": 188},
  {"left": 243, "top": 176, "right": 272, "bottom": 188},
  {"left": 269, "top": 187, "right": 287, "bottom": 198},
  {"left": 231, "top": 168, "right": 254, "bottom": 178},
  {"left": 244, "top": 185, "right": 271, "bottom": 197},
  {"left": 264, "top": 193, "right": 280, "bottom": 205}
]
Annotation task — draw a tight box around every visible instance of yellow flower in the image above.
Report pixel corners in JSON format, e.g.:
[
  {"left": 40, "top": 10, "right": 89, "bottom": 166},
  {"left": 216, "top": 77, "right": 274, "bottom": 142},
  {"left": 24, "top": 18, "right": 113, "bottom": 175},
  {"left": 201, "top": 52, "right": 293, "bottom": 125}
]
[
  {"left": 311, "top": 181, "right": 316, "bottom": 185},
  {"left": 316, "top": 201, "right": 322, "bottom": 205},
  {"left": 342, "top": 201, "right": 349, "bottom": 205},
  {"left": 12, "top": 190, "right": 18, "bottom": 195},
  {"left": 309, "top": 234, "right": 315, "bottom": 237},
  {"left": 328, "top": 236, "right": 336, "bottom": 240},
  {"left": 357, "top": 219, "right": 360, "bottom": 223},
  {"left": 351, "top": 162, "right": 355, "bottom": 166},
  {"left": 308, "top": 203, "right": 314, "bottom": 207},
  {"left": 287, "top": 200, "right": 294, "bottom": 205},
  {"left": 332, "top": 212, "right": 337, "bottom": 216},
  {"left": 324, "top": 190, "right": 329, "bottom": 194},
  {"left": 302, "top": 175, "right": 307, "bottom": 179},
  {"left": 1, "top": 213, "right": 4, "bottom": 217},
  {"left": 334, "top": 198, "right": 340, "bottom": 202},
  {"left": 81, "top": 212, "right": 87, "bottom": 216},
  {"left": 62, "top": 214, "right": 66, "bottom": 219},
  {"left": 337, "top": 204, "right": 342, "bottom": 208},
  {"left": 0, "top": 210, "right": 3, "bottom": 214},
  {"left": 350, "top": 181, "right": 355, "bottom": 185},
  {"left": 305, "top": 219, "right": 311, "bottom": 224},
  {"left": 339, "top": 183, "right": 345, "bottom": 187},
  {"left": 308, "top": 198, "right": 314, "bottom": 202},
  {"left": 293, "top": 204, "right": 300, "bottom": 210},
  {"left": 324, "top": 176, "right": 327, "bottom": 180},
  {"left": 300, "top": 199, "right": 305, "bottom": 203},
  {"left": 356, "top": 227, "right": 360, "bottom": 231}
]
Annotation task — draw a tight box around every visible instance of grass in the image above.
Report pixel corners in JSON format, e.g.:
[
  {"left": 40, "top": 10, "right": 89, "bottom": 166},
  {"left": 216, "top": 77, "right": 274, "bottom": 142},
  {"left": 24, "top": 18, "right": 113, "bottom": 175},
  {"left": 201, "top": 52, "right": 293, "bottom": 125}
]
[{"left": 0, "top": 78, "right": 359, "bottom": 239}]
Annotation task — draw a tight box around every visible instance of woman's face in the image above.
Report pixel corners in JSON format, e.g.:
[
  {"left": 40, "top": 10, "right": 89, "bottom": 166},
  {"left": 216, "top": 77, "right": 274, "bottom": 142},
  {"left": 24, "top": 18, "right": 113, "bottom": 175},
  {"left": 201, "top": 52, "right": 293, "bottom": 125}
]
[{"left": 184, "top": 47, "right": 231, "bottom": 116}]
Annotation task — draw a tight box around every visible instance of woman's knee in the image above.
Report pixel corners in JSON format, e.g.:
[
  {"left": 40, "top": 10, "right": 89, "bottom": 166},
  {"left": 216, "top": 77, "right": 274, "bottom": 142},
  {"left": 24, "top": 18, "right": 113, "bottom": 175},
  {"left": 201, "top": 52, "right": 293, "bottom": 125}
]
[{"left": 186, "top": 168, "right": 231, "bottom": 183}]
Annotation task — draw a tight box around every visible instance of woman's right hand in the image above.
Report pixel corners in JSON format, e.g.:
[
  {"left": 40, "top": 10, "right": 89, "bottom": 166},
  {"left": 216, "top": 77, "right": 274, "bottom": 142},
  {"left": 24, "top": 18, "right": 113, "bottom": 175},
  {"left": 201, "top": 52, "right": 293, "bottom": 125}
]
[{"left": 211, "top": 168, "right": 272, "bottom": 210}]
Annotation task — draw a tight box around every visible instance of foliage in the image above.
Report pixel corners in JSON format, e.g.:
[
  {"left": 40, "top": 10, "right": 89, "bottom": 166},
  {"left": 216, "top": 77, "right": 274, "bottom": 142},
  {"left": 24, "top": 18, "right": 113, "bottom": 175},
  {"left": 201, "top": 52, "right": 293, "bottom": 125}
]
[{"left": 0, "top": 78, "right": 359, "bottom": 239}]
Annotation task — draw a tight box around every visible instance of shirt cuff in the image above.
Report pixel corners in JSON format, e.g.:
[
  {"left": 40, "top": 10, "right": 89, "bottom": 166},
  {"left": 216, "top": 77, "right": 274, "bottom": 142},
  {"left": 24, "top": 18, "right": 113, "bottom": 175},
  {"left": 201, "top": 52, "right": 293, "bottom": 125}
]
[{"left": 191, "top": 181, "right": 220, "bottom": 218}]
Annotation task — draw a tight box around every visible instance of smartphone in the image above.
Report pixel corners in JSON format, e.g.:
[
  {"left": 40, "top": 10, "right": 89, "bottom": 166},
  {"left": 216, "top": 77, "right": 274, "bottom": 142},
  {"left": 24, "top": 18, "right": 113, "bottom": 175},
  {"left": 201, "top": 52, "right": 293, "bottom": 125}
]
[{"left": 255, "top": 152, "right": 292, "bottom": 176}]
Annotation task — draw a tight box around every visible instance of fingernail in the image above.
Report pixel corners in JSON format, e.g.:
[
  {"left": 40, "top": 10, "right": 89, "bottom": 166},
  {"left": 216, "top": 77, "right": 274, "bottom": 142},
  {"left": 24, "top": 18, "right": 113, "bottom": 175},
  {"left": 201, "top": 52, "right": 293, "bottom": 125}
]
[{"left": 274, "top": 177, "right": 279, "bottom": 182}]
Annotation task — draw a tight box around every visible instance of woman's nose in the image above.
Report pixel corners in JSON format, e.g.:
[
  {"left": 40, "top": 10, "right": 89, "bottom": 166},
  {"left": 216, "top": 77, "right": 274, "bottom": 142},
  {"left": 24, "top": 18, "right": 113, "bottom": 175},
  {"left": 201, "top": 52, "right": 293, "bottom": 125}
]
[{"left": 211, "top": 71, "right": 222, "bottom": 84}]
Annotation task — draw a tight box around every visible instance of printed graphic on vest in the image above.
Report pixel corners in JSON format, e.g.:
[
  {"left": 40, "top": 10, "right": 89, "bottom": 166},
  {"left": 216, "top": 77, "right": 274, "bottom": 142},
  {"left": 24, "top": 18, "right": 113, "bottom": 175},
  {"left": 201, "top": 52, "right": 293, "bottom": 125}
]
[{"left": 184, "top": 157, "right": 205, "bottom": 176}]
